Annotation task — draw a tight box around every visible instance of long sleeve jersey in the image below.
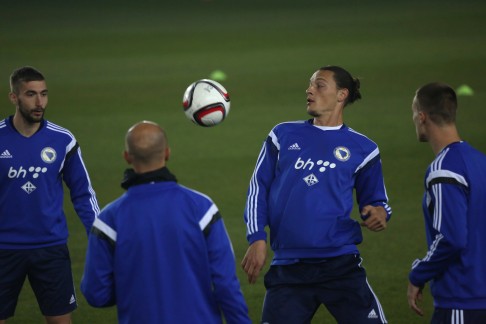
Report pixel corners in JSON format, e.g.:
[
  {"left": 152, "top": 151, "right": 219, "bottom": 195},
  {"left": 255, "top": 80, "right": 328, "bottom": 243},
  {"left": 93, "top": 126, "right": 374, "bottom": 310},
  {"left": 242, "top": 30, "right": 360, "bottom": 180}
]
[
  {"left": 409, "top": 141, "right": 486, "bottom": 309},
  {"left": 81, "top": 167, "right": 250, "bottom": 324},
  {"left": 0, "top": 116, "right": 99, "bottom": 248},
  {"left": 244, "top": 120, "right": 391, "bottom": 263}
]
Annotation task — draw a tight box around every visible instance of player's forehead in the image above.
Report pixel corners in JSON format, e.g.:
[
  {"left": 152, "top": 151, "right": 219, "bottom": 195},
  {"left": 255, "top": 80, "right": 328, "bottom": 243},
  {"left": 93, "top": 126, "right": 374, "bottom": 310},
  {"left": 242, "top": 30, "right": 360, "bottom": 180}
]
[
  {"left": 309, "top": 70, "right": 335, "bottom": 83},
  {"left": 18, "top": 80, "right": 47, "bottom": 93}
]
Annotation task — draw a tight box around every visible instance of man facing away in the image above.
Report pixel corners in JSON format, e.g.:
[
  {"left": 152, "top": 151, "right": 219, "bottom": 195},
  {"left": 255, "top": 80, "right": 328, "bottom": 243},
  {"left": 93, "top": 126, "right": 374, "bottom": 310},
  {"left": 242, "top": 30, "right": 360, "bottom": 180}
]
[
  {"left": 241, "top": 66, "right": 392, "bottom": 323},
  {"left": 81, "top": 121, "right": 251, "bottom": 324},
  {"left": 408, "top": 82, "right": 486, "bottom": 323},
  {"left": 0, "top": 66, "right": 100, "bottom": 323}
]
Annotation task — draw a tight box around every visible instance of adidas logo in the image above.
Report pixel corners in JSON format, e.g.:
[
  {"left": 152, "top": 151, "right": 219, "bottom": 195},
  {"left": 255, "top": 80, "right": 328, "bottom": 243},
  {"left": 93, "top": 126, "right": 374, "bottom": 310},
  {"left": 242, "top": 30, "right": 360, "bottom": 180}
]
[
  {"left": 288, "top": 143, "right": 301, "bottom": 150},
  {"left": 0, "top": 150, "right": 12, "bottom": 158},
  {"left": 368, "top": 309, "right": 378, "bottom": 319},
  {"left": 69, "top": 294, "right": 76, "bottom": 304}
]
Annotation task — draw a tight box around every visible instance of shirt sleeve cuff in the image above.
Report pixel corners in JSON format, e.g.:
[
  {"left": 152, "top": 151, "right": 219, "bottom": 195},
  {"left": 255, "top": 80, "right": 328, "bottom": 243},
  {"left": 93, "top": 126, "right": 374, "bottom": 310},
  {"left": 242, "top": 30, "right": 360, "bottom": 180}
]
[{"left": 247, "top": 231, "right": 267, "bottom": 245}]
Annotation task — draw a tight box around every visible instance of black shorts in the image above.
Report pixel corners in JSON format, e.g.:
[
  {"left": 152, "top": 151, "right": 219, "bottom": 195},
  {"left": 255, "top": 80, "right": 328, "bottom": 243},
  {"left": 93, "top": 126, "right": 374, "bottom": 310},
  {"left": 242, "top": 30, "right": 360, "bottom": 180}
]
[
  {"left": 262, "top": 254, "right": 387, "bottom": 324},
  {"left": 0, "top": 244, "right": 77, "bottom": 319},
  {"left": 432, "top": 308, "right": 486, "bottom": 324}
]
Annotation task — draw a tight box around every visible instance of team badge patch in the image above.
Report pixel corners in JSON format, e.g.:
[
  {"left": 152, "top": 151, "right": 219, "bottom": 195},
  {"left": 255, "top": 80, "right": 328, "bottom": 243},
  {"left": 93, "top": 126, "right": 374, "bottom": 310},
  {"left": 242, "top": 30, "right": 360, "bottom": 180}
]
[
  {"left": 303, "top": 173, "right": 319, "bottom": 186},
  {"left": 333, "top": 146, "right": 351, "bottom": 161},
  {"left": 41, "top": 147, "right": 57, "bottom": 163}
]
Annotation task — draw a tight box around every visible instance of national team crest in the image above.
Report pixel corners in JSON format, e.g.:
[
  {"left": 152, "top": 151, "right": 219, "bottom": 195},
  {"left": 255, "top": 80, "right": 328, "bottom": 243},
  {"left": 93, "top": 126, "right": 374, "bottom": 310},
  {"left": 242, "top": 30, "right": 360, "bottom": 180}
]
[
  {"left": 41, "top": 147, "right": 57, "bottom": 163},
  {"left": 333, "top": 146, "right": 351, "bottom": 161}
]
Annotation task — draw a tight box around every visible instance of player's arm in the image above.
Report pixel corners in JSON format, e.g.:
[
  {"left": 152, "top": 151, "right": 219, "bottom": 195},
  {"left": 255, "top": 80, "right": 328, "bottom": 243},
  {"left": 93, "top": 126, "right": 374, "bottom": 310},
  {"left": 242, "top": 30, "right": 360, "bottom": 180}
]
[
  {"left": 354, "top": 149, "right": 392, "bottom": 231},
  {"left": 242, "top": 134, "right": 278, "bottom": 282},
  {"left": 62, "top": 142, "right": 100, "bottom": 234},
  {"left": 360, "top": 205, "right": 388, "bottom": 231},
  {"left": 204, "top": 212, "right": 251, "bottom": 324},
  {"left": 80, "top": 217, "right": 116, "bottom": 307},
  {"left": 241, "top": 240, "right": 267, "bottom": 284},
  {"left": 408, "top": 176, "right": 468, "bottom": 288},
  {"left": 407, "top": 281, "right": 424, "bottom": 316}
]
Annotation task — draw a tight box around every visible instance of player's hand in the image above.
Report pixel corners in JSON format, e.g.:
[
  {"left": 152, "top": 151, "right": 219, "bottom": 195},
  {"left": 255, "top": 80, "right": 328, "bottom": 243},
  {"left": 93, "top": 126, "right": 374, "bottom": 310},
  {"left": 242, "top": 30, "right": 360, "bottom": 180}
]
[
  {"left": 360, "top": 205, "right": 387, "bottom": 231},
  {"left": 407, "top": 281, "right": 424, "bottom": 316},
  {"left": 241, "top": 240, "right": 267, "bottom": 284}
]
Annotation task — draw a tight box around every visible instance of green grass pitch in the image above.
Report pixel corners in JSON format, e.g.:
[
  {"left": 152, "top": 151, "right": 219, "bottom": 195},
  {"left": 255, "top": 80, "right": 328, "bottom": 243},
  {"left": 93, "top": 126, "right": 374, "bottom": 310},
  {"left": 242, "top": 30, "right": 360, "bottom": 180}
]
[{"left": 1, "top": 0, "right": 486, "bottom": 322}]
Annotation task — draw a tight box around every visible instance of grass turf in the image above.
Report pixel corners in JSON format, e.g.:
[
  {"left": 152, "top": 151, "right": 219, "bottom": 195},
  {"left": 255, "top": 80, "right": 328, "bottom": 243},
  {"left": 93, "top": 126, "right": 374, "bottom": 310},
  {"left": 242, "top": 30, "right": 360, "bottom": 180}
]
[{"left": 1, "top": 0, "right": 485, "bottom": 322}]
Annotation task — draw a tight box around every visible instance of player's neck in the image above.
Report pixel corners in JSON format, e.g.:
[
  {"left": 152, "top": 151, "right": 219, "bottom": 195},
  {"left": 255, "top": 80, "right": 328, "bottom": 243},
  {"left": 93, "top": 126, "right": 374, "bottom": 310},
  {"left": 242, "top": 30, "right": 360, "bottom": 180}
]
[
  {"left": 430, "top": 125, "right": 461, "bottom": 155},
  {"left": 12, "top": 113, "right": 42, "bottom": 137},
  {"left": 132, "top": 162, "right": 166, "bottom": 174},
  {"left": 312, "top": 112, "right": 343, "bottom": 127}
]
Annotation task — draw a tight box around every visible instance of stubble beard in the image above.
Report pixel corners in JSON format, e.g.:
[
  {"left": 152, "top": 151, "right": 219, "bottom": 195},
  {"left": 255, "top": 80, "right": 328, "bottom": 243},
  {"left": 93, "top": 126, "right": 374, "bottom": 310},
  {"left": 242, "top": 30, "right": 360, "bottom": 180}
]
[
  {"left": 18, "top": 100, "right": 45, "bottom": 124},
  {"left": 306, "top": 106, "right": 320, "bottom": 118},
  {"left": 417, "top": 132, "right": 428, "bottom": 143}
]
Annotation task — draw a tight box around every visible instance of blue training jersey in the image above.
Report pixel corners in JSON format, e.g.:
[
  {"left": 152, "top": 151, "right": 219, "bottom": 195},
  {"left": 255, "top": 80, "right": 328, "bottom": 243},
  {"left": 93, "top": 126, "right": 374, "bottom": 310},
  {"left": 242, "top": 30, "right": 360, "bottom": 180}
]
[
  {"left": 0, "top": 116, "right": 99, "bottom": 248},
  {"left": 244, "top": 120, "right": 391, "bottom": 263},
  {"left": 409, "top": 141, "right": 486, "bottom": 309},
  {"left": 81, "top": 168, "right": 250, "bottom": 324}
]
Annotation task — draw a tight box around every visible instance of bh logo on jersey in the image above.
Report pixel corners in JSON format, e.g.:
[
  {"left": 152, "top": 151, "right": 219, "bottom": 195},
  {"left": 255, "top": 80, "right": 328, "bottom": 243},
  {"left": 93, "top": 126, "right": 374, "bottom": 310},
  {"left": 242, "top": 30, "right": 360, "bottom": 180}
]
[
  {"left": 294, "top": 146, "right": 350, "bottom": 186},
  {"left": 7, "top": 147, "right": 56, "bottom": 194}
]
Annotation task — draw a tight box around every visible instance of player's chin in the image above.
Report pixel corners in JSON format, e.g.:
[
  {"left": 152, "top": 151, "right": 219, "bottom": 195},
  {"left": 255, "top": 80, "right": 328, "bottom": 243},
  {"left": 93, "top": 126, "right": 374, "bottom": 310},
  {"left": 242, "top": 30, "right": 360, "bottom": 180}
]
[
  {"left": 306, "top": 108, "right": 319, "bottom": 118},
  {"left": 31, "top": 110, "right": 44, "bottom": 118}
]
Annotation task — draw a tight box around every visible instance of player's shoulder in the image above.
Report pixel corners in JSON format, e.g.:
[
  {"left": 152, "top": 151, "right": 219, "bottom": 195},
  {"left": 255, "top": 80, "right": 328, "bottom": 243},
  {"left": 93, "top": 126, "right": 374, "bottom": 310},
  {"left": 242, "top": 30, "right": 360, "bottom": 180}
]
[
  {"left": 435, "top": 143, "right": 466, "bottom": 166},
  {"left": 272, "top": 120, "right": 307, "bottom": 130},
  {"left": 345, "top": 126, "right": 374, "bottom": 141},
  {"left": 0, "top": 117, "right": 14, "bottom": 133},
  {"left": 44, "top": 120, "right": 76, "bottom": 140},
  {"left": 178, "top": 184, "right": 215, "bottom": 204},
  {"left": 427, "top": 143, "right": 472, "bottom": 182},
  {"left": 270, "top": 120, "right": 309, "bottom": 137},
  {"left": 96, "top": 192, "right": 132, "bottom": 223},
  {"left": 437, "top": 142, "right": 486, "bottom": 170},
  {"left": 342, "top": 125, "right": 379, "bottom": 151},
  {"left": 0, "top": 118, "right": 8, "bottom": 134}
]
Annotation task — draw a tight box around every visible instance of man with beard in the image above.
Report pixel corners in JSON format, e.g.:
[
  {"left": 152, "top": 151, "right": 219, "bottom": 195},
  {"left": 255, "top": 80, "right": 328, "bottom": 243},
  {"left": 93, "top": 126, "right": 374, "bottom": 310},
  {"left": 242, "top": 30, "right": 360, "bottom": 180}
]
[{"left": 0, "top": 66, "right": 100, "bottom": 323}]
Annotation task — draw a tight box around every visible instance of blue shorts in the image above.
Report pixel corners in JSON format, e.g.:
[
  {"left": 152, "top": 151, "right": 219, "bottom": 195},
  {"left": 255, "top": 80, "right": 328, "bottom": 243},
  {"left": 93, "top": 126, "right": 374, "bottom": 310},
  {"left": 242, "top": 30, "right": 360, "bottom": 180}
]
[
  {"left": 262, "top": 254, "right": 387, "bottom": 324},
  {"left": 432, "top": 308, "right": 486, "bottom": 324},
  {"left": 0, "top": 244, "right": 77, "bottom": 319}
]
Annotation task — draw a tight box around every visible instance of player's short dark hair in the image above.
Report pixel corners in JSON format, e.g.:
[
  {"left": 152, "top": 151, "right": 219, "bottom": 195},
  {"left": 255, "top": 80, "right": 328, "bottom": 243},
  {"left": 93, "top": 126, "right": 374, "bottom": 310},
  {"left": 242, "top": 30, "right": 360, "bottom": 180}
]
[
  {"left": 10, "top": 66, "right": 45, "bottom": 94},
  {"left": 320, "top": 65, "right": 361, "bottom": 106},
  {"left": 415, "top": 82, "right": 457, "bottom": 125}
]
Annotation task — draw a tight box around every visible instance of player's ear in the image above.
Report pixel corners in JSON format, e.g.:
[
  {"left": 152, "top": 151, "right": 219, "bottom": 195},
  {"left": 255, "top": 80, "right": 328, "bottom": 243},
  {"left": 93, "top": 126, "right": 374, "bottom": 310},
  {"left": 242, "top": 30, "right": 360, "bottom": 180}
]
[
  {"left": 418, "top": 111, "right": 427, "bottom": 124},
  {"left": 164, "top": 147, "right": 171, "bottom": 161},
  {"left": 337, "top": 88, "right": 348, "bottom": 103},
  {"left": 123, "top": 150, "right": 133, "bottom": 164},
  {"left": 8, "top": 92, "right": 18, "bottom": 105}
]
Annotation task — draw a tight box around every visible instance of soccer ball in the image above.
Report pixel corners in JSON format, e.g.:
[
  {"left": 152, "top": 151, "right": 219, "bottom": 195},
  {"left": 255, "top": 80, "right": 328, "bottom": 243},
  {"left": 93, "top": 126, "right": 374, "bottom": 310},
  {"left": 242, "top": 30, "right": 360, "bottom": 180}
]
[{"left": 182, "top": 79, "right": 230, "bottom": 127}]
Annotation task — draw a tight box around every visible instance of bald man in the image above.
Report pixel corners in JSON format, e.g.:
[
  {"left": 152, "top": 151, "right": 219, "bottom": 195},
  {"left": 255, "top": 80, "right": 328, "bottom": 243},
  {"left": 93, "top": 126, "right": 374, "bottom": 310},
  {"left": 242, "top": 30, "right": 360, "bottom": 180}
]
[{"left": 81, "top": 121, "right": 250, "bottom": 324}]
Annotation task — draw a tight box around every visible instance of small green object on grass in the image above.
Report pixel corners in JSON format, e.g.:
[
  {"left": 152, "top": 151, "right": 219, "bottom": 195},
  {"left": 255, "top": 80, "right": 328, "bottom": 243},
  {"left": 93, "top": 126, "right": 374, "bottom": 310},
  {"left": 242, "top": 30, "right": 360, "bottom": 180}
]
[
  {"left": 209, "top": 70, "right": 227, "bottom": 82},
  {"left": 456, "top": 84, "right": 474, "bottom": 96}
]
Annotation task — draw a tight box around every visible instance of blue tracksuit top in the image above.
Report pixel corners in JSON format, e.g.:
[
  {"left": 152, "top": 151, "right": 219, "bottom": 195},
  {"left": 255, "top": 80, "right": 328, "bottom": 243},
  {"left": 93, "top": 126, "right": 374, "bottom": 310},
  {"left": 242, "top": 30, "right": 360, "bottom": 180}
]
[
  {"left": 81, "top": 167, "right": 250, "bottom": 324},
  {"left": 0, "top": 116, "right": 99, "bottom": 248},
  {"left": 244, "top": 120, "right": 392, "bottom": 263},
  {"left": 409, "top": 141, "right": 486, "bottom": 309}
]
